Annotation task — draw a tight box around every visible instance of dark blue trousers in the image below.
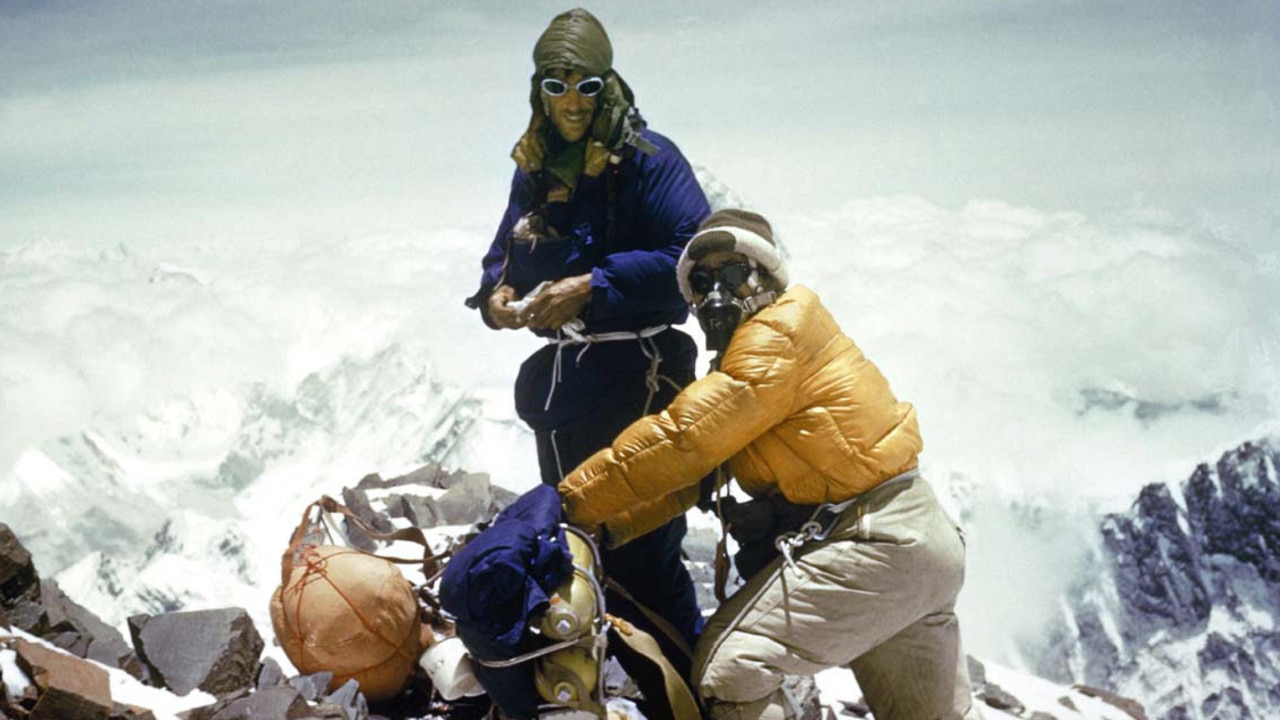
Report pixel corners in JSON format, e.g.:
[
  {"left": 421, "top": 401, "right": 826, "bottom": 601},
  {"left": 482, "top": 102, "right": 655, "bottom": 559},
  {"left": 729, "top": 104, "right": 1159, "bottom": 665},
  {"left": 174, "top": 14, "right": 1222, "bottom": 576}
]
[{"left": 474, "top": 330, "right": 702, "bottom": 718}]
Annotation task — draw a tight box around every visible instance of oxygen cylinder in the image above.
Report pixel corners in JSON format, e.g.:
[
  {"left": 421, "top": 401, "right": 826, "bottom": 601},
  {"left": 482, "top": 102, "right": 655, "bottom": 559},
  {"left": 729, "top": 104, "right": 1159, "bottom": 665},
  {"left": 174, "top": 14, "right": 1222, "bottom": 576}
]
[
  {"left": 539, "top": 531, "right": 598, "bottom": 641},
  {"left": 535, "top": 529, "right": 602, "bottom": 712},
  {"left": 535, "top": 646, "right": 598, "bottom": 707}
]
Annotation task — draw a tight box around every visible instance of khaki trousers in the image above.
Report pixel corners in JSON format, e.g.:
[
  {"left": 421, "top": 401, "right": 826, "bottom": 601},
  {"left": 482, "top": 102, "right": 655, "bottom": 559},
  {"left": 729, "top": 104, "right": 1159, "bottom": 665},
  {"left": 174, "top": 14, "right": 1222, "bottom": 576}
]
[{"left": 692, "top": 477, "right": 980, "bottom": 720}]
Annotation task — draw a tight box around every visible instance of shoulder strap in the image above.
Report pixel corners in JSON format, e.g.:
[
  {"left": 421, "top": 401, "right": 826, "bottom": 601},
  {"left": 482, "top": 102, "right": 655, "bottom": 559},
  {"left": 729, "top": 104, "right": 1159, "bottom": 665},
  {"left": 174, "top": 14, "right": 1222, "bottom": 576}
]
[{"left": 606, "top": 614, "right": 703, "bottom": 720}]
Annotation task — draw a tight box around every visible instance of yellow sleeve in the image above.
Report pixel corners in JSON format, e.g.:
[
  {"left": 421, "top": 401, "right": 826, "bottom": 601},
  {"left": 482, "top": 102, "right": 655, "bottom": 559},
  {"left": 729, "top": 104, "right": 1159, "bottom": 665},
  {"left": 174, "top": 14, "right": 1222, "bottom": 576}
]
[{"left": 558, "top": 321, "right": 799, "bottom": 546}]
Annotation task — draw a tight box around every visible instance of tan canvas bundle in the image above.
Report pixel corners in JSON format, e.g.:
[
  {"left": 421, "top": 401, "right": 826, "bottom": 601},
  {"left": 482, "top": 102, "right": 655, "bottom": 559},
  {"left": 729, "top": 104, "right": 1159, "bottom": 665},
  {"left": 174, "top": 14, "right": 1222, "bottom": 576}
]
[
  {"left": 271, "top": 544, "right": 422, "bottom": 701},
  {"left": 269, "top": 496, "right": 442, "bottom": 702}
]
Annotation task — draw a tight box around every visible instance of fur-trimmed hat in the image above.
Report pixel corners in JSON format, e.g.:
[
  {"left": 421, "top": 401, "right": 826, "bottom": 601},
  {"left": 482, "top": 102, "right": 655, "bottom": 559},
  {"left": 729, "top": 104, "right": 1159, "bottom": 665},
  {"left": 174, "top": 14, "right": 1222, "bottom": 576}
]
[{"left": 676, "top": 209, "right": 789, "bottom": 302}]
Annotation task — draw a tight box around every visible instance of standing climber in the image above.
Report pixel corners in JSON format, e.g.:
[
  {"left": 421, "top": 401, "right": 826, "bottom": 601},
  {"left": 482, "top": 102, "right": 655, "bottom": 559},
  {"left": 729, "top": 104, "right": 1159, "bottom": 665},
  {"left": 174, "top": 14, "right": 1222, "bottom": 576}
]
[{"left": 464, "top": 8, "right": 710, "bottom": 717}]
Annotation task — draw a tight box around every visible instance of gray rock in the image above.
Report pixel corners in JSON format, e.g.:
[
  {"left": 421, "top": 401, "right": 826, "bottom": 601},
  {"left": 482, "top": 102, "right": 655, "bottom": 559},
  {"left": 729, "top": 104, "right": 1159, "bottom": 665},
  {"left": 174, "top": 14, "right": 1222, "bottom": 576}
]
[
  {"left": 1074, "top": 684, "right": 1149, "bottom": 720},
  {"left": 177, "top": 689, "right": 249, "bottom": 720},
  {"left": 976, "top": 681, "right": 1024, "bottom": 715},
  {"left": 1101, "top": 483, "right": 1210, "bottom": 635},
  {"left": 0, "top": 527, "right": 136, "bottom": 679},
  {"left": 310, "top": 704, "right": 355, "bottom": 720},
  {"left": 397, "top": 495, "right": 440, "bottom": 529},
  {"left": 1187, "top": 442, "right": 1280, "bottom": 583},
  {"left": 435, "top": 474, "right": 493, "bottom": 526},
  {"left": 490, "top": 486, "right": 519, "bottom": 515},
  {"left": 1037, "top": 438, "right": 1280, "bottom": 720},
  {"left": 39, "top": 580, "right": 143, "bottom": 678},
  {"left": 111, "top": 701, "right": 160, "bottom": 719},
  {"left": 256, "top": 658, "right": 286, "bottom": 690},
  {"left": 385, "top": 464, "right": 445, "bottom": 489},
  {"left": 6, "top": 597, "right": 47, "bottom": 635},
  {"left": 434, "top": 470, "right": 478, "bottom": 490},
  {"left": 340, "top": 488, "right": 395, "bottom": 552},
  {"left": 321, "top": 678, "right": 368, "bottom": 720},
  {"left": 208, "top": 686, "right": 311, "bottom": 720},
  {"left": 129, "top": 608, "right": 264, "bottom": 696},
  {"left": 1201, "top": 688, "right": 1251, "bottom": 720},
  {"left": 289, "top": 671, "right": 334, "bottom": 702},
  {"left": 837, "top": 698, "right": 870, "bottom": 717}
]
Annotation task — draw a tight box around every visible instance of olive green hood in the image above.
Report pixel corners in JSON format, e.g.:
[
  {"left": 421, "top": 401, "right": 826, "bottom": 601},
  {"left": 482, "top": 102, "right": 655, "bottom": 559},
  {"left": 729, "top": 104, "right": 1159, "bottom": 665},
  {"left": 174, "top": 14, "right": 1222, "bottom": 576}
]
[
  {"left": 533, "top": 7, "right": 612, "bottom": 76},
  {"left": 512, "top": 8, "right": 652, "bottom": 177}
]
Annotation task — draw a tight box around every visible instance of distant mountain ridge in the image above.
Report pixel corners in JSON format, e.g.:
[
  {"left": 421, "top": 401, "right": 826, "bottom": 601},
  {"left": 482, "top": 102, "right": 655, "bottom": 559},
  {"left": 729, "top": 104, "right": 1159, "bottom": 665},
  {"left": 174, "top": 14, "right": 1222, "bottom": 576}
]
[
  {"left": 1036, "top": 436, "right": 1280, "bottom": 719},
  {"left": 5, "top": 344, "right": 479, "bottom": 577}
]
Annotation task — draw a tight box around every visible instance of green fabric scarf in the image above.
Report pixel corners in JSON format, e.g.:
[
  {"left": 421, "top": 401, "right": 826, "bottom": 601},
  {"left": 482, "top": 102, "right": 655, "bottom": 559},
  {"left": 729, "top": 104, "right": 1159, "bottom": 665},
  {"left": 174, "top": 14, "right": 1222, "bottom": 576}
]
[{"left": 543, "top": 135, "right": 587, "bottom": 192}]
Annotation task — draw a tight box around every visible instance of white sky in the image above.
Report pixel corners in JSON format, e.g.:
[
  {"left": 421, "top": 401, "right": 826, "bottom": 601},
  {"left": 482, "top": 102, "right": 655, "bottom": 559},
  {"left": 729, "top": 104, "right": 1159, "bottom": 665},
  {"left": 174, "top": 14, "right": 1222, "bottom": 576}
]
[{"left": 1, "top": 0, "right": 1276, "bottom": 251}]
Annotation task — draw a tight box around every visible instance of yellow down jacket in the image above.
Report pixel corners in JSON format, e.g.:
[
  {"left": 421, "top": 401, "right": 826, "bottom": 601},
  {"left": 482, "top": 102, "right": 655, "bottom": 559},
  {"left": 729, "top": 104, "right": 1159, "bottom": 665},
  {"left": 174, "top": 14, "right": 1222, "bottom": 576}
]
[{"left": 558, "top": 285, "right": 922, "bottom": 547}]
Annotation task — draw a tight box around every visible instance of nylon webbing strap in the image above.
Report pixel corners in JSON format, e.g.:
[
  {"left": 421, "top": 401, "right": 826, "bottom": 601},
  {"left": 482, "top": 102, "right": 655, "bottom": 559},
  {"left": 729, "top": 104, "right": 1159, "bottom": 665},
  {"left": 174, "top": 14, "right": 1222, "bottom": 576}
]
[
  {"left": 603, "top": 577, "right": 693, "bottom": 661},
  {"left": 606, "top": 614, "right": 702, "bottom": 720}
]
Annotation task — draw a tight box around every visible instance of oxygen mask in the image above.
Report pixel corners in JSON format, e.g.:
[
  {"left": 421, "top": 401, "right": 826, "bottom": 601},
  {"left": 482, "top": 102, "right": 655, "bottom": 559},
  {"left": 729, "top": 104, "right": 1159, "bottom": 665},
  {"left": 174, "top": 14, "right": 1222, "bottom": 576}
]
[
  {"left": 695, "top": 285, "right": 743, "bottom": 354},
  {"left": 690, "top": 260, "right": 778, "bottom": 355},
  {"left": 691, "top": 261, "right": 753, "bottom": 354}
]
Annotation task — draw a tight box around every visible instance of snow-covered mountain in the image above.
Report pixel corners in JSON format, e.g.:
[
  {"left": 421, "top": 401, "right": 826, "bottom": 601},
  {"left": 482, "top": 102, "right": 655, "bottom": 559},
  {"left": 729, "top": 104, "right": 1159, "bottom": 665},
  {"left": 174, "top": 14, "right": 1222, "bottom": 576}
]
[
  {"left": 7, "top": 344, "right": 501, "bottom": 637},
  {"left": 1031, "top": 436, "right": 1280, "bottom": 720}
]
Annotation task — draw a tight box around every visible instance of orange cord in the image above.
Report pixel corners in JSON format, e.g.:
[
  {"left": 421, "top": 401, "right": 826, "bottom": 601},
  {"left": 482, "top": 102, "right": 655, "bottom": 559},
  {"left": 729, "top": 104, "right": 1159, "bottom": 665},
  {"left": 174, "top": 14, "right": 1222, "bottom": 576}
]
[{"left": 282, "top": 545, "right": 419, "bottom": 685}]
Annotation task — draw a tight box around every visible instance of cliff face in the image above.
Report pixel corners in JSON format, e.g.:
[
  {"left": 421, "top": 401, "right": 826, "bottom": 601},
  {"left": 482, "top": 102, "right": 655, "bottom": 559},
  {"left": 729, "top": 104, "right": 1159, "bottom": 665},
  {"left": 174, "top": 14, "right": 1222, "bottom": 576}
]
[{"left": 1037, "top": 438, "right": 1280, "bottom": 720}]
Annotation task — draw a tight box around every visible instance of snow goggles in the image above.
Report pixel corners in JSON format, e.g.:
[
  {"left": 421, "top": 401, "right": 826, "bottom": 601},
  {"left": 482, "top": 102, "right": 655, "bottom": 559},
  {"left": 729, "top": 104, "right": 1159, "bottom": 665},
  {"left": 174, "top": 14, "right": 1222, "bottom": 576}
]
[
  {"left": 540, "top": 76, "right": 605, "bottom": 98},
  {"left": 689, "top": 261, "right": 754, "bottom": 295}
]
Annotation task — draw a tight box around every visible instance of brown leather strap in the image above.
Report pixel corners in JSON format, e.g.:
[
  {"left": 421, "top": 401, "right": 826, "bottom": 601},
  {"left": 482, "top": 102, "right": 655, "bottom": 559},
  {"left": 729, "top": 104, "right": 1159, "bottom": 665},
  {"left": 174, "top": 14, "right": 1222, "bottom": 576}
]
[
  {"left": 280, "top": 499, "right": 324, "bottom": 588},
  {"left": 279, "top": 495, "right": 446, "bottom": 586}
]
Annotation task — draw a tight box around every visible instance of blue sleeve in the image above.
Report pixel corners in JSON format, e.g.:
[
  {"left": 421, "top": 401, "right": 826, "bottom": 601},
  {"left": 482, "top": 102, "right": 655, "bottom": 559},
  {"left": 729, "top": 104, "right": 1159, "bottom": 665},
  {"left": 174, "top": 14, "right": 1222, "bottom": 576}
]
[
  {"left": 588, "top": 135, "right": 711, "bottom": 324},
  {"left": 466, "top": 171, "right": 528, "bottom": 328}
]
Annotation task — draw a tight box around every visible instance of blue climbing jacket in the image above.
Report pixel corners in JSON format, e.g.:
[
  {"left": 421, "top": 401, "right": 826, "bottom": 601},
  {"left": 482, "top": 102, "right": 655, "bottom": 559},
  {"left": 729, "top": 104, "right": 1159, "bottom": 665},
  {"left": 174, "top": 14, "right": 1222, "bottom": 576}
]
[
  {"left": 439, "top": 484, "right": 574, "bottom": 719},
  {"left": 466, "top": 128, "right": 707, "bottom": 335},
  {"left": 464, "top": 128, "right": 710, "bottom": 432}
]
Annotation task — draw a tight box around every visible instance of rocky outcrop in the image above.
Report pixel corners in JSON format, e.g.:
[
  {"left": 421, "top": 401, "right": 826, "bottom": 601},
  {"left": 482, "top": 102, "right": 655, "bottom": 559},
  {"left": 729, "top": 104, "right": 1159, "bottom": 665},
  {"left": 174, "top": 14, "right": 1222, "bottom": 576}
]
[
  {"left": 0, "top": 526, "right": 40, "bottom": 607},
  {"left": 1184, "top": 441, "right": 1280, "bottom": 583},
  {"left": 1, "top": 524, "right": 143, "bottom": 680},
  {"left": 1099, "top": 483, "right": 1210, "bottom": 637},
  {"left": 1036, "top": 437, "right": 1280, "bottom": 720}
]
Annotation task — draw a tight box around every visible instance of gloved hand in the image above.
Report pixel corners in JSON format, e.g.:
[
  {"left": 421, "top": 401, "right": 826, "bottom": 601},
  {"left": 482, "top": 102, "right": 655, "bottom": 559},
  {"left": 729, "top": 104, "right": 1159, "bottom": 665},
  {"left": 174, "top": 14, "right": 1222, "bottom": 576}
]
[{"left": 719, "top": 496, "right": 778, "bottom": 546}]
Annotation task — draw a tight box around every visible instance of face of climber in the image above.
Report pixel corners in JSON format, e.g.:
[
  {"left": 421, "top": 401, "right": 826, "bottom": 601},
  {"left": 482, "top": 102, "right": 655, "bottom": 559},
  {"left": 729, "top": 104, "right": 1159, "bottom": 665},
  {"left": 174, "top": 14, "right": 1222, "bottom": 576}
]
[{"left": 541, "top": 69, "right": 600, "bottom": 143}]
